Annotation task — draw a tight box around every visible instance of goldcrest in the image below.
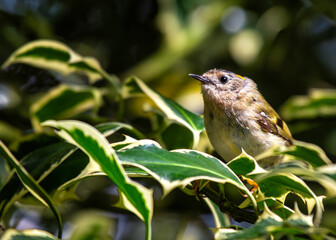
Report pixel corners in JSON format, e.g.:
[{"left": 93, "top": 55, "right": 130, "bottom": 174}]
[{"left": 189, "top": 69, "right": 293, "bottom": 167}]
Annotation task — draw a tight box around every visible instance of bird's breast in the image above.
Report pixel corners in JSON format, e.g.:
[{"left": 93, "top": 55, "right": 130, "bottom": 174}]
[{"left": 203, "top": 105, "right": 282, "bottom": 162}]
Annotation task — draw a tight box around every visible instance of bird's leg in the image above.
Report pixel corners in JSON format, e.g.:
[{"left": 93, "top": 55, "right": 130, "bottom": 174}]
[{"left": 238, "top": 175, "right": 259, "bottom": 197}]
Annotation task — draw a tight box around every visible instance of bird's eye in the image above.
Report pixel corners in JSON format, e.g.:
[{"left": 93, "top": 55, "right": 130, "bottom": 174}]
[{"left": 220, "top": 76, "right": 228, "bottom": 83}]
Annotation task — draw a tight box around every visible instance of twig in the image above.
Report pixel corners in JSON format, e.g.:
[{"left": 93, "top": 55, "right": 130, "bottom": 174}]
[{"left": 199, "top": 185, "right": 258, "bottom": 224}]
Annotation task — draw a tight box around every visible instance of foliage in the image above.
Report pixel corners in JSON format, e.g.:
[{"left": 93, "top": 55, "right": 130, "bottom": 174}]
[{"left": 0, "top": 40, "right": 336, "bottom": 240}]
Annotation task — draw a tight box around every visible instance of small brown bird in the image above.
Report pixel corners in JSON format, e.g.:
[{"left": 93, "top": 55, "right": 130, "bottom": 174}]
[{"left": 189, "top": 69, "right": 293, "bottom": 167}]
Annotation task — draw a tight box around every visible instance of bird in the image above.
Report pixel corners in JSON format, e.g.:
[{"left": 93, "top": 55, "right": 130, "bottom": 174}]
[{"left": 189, "top": 69, "right": 293, "bottom": 167}]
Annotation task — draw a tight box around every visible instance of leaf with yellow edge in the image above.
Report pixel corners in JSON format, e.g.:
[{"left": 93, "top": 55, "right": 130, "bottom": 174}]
[
  {"left": 227, "top": 150, "right": 266, "bottom": 176},
  {"left": 31, "top": 85, "right": 101, "bottom": 131},
  {"left": 214, "top": 203, "right": 333, "bottom": 240},
  {"left": 203, "top": 198, "right": 230, "bottom": 228},
  {"left": 2, "top": 39, "right": 119, "bottom": 89},
  {"left": 116, "top": 139, "right": 258, "bottom": 212},
  {"left": 0, "top": 141, "right": 63, "bottom": 238},
  {"left": 42, "top": 120, "right": 153, "bottom": 240},
  {"left": 123, "top": 77, "right": 204, "bottom": 149},
  {"left": 254, "top": 170, "right": 323, "bottom": 225},
  {"left": 257, "top": 141, "right": 331, "bottom": 168}
]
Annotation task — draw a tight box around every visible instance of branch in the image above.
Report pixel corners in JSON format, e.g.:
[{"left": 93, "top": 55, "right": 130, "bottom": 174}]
[{"left": 199, "top": 185, "right": 258, "bottom": 224}]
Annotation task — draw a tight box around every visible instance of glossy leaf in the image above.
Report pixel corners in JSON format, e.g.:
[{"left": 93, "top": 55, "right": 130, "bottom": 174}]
[
  {"left": 203, "top": 198, "right": 230, "bottom": 228},
  {"left": 95, "top": 121, "right": 145, "bottom": 139},
  {"left": 256, "top": 199, "right": 294, "bottom": 220},
  {"left": 227, "top": 152, "right": 323, "bottom": 224},
  {"left": 281, "top": 164, "right": 336, "bottom": 198},
  {"left": 227, "top": 150, "right": 266, "bottom": 176},
  {"left": 31, "top": 85, "right": 101, "bottom": 131},
  {"left": 254, "top": 170, "right": 323, "bottom": 225},
  {"left": 257, "top": 141, "right": 331, "bottom": 168},
  {"left": 0, "top": 142, "right": 75, "bottom": 220},
  {"left": 42, "top": 120, "right": 153, "bottom": 240},
  {"left": 1, "top": 39, "right": 120, "bottom": 89},
  {"left": 0, "top": 141, "right": 63, "bottom": 238},
  {"left": 213, "top": 204, "right": 333, "bottom": 239},
  {"left": 123, "top": 77, "right": 204, "bottom": 149},
  {"left": 280, "top": 141, "right": 331, "bottom": 167},
  {"left": 116, "top": 139, "right": 258, "bottom": 211}
]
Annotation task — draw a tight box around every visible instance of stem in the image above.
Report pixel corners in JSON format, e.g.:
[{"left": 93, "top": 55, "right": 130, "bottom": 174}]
[{"left": 199, "top": 186, "right": 258, "bottom": 224}]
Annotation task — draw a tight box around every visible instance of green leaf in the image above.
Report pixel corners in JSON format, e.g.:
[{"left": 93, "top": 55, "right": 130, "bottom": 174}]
[
  {"left": 54, "top": 136, "right": 147, "bottom": 192},
  {"left": 258, "top": 174, "right": 312, "bottom": 199},
  {"left": 280, "top": 141, "right": 331, "bottom": 168},
  {"left": 227, "top": 150, "right": 266, "bottom": 176},
  {"left": 215, "top": 205, "right": 283, "bottom": 239},
  {"left": 95, "top": 121, "right": 145, "bottom": 139},
  {"left": 265, "top": 162, "right": 336, "bottom": 200},
  {"left": 0, "top": 141, "right": 62, "bottom": 238},
  {"left": 116, "top": 139, "right": 257, "bottom": 211},
  {"left": 0, "top": 142, "right": 75, "bottom": 220},
  {"left": 55, "top": 155, "right": 103, "bottom": 192},
  {"left": 215, "top": 203, "right": 335, "bottom": 239},
  {"left": 257, "top": 199, "right": 294, "bottom": 220},
  {"left": 123, "top": 77, "right": 204, "bottom": 149},
  {"left": 280, "top": 88, "right": 336, "bottom": 120},
  {"left": 40, "top": 148, "right": 94, "bottom": 203},
  {"left": 42, "top": 120, "right": 153, "bottom": 240},
  {"left": 285, "top": 164, "right": 336, "bottom": 198},
  {"left": 2, "top": 229, "right": 58, "bottom": 240},
  {"left": 31, "top": 85, "right": 102, "bottom": 131},
  {"left": 2, "top": 40, "right": 120, "bottom": 89},
  {"left": 318, "top": 164, "right": 336, "bottom": 182},
  {"left": 257, "top": 141, "right": 331, "bottom": 168},
  {"left": 254, "top": 170, "right": 323, "bottom": 225},
  {"left": 203, "top": 198, "right": 230, "bottom": 228}
]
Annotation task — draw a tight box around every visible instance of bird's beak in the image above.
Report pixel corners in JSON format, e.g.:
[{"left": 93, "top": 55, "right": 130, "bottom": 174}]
[{"left": 188, "top": 74, "right": 209, "bottom": 83}]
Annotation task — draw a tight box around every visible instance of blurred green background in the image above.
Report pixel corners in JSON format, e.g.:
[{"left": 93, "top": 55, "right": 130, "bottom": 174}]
[
  {"left": 1, "top": 0, "right": 336, "bottom": 239},
  {"left": 1, "top": 0, "right": 336, "bottom": 151}
]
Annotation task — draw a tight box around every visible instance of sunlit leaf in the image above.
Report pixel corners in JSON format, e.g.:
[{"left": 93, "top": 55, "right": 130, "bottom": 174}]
[
  {"left": 257, "top": 141, "right": 331, "bottom": 168},
  {"left": 267, "top": 163, "right": 336, "bottom": 199},
  {"left": 256, "top": 199, "right": 294, "bottom": 220},
  {"left": 214, "top": 203, "right": 335, "bottom": 239},
  {"left": 42, "top": 120, "right": 153, "bottom": 239},
  {"left": 318, "top": 164, "right": 336, "bottom": 182},
  {"left": 227, "top": 150, "right": 266, "bottom": 176},
  {"left": 116, "top": 139, "right": 257, "bottom": 211},
  {"left": 56, "top": 136, "right": 142, "bottom": 192},
  {"left": 95, "top": 121, "right": 145, "bottom": 139},
  {"left": 31, "top": 85, "right": 101, "bottom": 131},
  {"left": 254, "top": 170, "right": 323, "bottom": 225},
  {"left": 123, "top": 77, "right": 204, "bottom": 149},
  {"left": 315, "top": 165, "right": 336, "bottom": 197},
  {"left": 280, "top": 141, "right": 331, "bottom": 167},
  {"left": 1, "top": 39, "right": 120, "bottom": 89}
]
